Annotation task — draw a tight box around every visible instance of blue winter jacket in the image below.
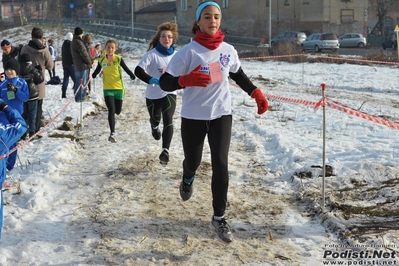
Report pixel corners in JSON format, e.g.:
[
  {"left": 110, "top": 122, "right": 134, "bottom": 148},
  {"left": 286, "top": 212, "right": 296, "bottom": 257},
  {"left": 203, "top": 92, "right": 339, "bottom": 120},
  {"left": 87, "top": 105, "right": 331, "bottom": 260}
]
[
  {"left": 0, "top": 106, "right": 27, "bottom": 238},
  {"left": 0, "top": 76, "right": 30, "bottom": 114}
]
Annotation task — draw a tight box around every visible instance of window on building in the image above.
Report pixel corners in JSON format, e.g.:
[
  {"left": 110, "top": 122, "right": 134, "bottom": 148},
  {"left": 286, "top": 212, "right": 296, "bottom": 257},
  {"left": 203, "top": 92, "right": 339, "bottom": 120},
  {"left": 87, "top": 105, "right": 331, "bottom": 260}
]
[
  {"left": 10, "top": 5, "right": 14, "bottom": 12},
  {"left": 266, "top": 0, "right": 270, "bottom": 7},
  {"left": 341, "top": 9, "right": 354, "bottom": 24},
  {"left": 284, "top": 0, "right": 290, "bottom": 5},
  {"left": 222, "top": 0, "right": 229, "bottom": 8},
  {"left": 181, "top": 0, "right": 187, "bottom": 11},
  {"left": 35, "top": 4, "right": 40, "bottom": 11}
]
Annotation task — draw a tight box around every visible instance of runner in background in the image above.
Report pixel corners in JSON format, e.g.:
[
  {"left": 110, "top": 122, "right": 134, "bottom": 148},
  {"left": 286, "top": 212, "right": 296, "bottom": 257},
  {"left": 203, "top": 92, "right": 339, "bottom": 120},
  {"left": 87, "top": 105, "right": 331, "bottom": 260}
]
[
  {"left": 92, "top": 39, "right": 135, "bottom": 143},
  {"left": 135, "top": 21, "right": 178, "bottom": 165}
]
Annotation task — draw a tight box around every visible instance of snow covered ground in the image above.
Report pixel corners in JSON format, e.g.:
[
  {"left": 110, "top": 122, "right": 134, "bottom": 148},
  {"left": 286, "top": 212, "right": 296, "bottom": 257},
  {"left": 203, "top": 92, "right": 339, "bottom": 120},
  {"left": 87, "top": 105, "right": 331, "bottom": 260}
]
[{"left": 0, "top": 25, "right": 398, "bottom": 265}]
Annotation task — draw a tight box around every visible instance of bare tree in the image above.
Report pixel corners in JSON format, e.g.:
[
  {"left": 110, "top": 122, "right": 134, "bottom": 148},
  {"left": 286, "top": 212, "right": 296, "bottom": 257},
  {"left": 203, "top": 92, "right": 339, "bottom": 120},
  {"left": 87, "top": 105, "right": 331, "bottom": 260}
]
[{"left": 369, "top": 0, "right": 398, "bottom": 35}]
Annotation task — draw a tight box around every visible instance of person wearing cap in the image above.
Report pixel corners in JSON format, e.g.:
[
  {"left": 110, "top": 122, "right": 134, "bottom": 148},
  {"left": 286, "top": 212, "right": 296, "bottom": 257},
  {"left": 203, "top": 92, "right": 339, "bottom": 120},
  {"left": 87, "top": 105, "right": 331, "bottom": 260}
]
[
  {"left": 0, "top": 58, "right": 29, "bottom": 171},
  {"left": 19, "top": 27, "right": 54, "bottom": 136},
  {"left": 61, "top": 32, "right": 76, "bottom": 99},
  {"left": 1, "top": 39, "right": 20, "bottom": 72},
  {"left": 71, "top": 27, "right": 92, "bottom": 102},
  {"left": 159, "top": 1, "right": 269, "bottom": 243}
]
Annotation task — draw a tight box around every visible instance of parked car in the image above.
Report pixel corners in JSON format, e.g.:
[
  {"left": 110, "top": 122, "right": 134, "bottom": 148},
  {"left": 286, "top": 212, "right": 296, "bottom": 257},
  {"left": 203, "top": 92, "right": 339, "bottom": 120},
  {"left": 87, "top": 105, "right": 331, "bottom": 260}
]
[
  {"left": 270, "top": 31, "right": 307, "bottom": 47},
  {"left": 338, "top": 33, "right": 367, "bottom": 48},
  {"left": 382, "top": 32, "right": 397, "bottom": 50},
  {"left": 301, "top": 33, "right": 339, "bottom": 52}
]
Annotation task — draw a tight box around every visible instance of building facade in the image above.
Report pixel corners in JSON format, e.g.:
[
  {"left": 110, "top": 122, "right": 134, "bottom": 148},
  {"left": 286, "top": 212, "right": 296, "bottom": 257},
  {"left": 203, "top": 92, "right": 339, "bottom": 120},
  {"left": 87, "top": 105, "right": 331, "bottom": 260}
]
[{"left": 175, "top": 0, "right": 393, "bottom": 40}]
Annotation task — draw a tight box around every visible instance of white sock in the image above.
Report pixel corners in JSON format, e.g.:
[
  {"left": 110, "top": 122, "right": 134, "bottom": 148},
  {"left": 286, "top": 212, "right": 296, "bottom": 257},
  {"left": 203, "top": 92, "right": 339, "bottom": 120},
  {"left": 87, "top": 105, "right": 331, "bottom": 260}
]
[{"left": 213, "top": 215, "right": 224, "bottom": 221}]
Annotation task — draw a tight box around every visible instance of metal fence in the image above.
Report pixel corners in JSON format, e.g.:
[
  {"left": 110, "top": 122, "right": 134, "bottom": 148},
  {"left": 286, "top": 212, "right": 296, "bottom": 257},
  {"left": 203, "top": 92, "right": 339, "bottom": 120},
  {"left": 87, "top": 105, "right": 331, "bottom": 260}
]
[{"left": 30, "top": 18, "right": 266, "bottom": 46}]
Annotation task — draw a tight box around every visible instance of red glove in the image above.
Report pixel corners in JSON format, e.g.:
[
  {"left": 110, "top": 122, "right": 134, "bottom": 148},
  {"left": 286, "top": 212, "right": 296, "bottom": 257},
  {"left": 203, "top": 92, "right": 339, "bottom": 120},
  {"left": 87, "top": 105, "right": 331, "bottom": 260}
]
[
  {"left": 251, "top": 88, "right": 269, "bottom": 114},
  {"left": 178, "top": 65, "right": 211, "bottom": 88}
]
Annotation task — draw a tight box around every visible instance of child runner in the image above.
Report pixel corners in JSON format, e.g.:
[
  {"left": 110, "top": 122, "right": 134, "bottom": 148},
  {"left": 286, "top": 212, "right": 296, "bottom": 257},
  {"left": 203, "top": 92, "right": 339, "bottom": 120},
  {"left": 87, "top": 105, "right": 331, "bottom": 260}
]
[
  {"left": 159, "top": 1, "right": 268, "bottom": 242},
  {"left": 92, "top": 39, "right": 135, "bottom": 143},
  {"left": 135, "top": 21, "right": 178, "bottom": 165}
]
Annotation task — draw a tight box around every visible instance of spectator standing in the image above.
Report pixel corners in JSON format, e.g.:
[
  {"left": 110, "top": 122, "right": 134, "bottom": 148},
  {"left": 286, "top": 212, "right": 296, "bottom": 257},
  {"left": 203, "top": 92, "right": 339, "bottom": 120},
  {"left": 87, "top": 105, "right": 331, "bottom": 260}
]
[
  {"left": 92, "top": 39, "right": 135, "bottom": 143},
  {"left": 61, "top": 32, "right": 76, "bottom": 98},
  {"left": 19, "top": 27, "right": 54, "bottom": 135},
  {"left": 47, "top": 39, "right": 56, "bottom": 78},
  {"left": 135, "top": 21, "right": 178, "bottom": 165},
  {"left": 1, "top": 39, "right": 20, "bottom": 70},
  {"left": 0, "top": 58, "right": 29, "bottom": 171},
  {"left": 0, "top": 100, "right": 27, "bottom": 238},
  {"left": 159, "top": 1, "right": 268, "bottom": 242},
  {"left": 82, "top": 34, "right": 96, "bottom": 93},
  {"left": 19, "top": 53, "right": 44, "bottom": 140},
  {"left": 71, "top": 27, "right": 92, "bottom": 102}
]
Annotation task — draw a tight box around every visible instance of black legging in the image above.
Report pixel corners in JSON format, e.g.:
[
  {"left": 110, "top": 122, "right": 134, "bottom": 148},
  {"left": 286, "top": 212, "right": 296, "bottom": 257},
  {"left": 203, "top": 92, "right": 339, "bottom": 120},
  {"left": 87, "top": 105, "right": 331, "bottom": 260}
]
[
  {"left": 146, "top": 94, "right": 176, "bottom": 149},
  {"left": 105, "top": 96, "right": 123, "bottom": 134},
  {"left": 35, "top": 99, "right": 43, "bottom": 133},
  {"left": 181, "top": 115, "right": 232, "bottom": 217}
]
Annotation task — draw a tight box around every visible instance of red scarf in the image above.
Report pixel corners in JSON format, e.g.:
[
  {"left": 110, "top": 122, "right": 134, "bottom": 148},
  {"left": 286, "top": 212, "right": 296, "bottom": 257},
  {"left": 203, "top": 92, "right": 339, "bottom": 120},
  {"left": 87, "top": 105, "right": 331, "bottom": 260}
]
[{"left": 193, "top": 29, "right": 225, "bottom": 50}]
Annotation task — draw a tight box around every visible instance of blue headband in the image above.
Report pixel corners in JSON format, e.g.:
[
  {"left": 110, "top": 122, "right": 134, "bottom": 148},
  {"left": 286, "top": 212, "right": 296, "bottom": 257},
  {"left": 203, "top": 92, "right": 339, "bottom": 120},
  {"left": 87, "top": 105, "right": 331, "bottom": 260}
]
[{"left": 196, "top": 1, "right": 221, "bottom": 22}]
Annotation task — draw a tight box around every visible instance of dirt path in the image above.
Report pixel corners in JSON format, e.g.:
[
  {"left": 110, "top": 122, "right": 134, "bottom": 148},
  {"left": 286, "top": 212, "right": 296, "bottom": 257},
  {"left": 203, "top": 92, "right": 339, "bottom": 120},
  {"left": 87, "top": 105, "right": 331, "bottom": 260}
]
[{"left": 60, "top": 84, "right": 340, "bottom": 265}]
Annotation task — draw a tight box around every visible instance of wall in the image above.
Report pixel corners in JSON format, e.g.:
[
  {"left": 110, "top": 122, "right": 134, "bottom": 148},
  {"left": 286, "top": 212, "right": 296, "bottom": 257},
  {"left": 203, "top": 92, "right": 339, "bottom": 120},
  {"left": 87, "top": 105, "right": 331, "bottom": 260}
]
[{"left": 176, "top": 0, "right": 371, "bottom": 39}]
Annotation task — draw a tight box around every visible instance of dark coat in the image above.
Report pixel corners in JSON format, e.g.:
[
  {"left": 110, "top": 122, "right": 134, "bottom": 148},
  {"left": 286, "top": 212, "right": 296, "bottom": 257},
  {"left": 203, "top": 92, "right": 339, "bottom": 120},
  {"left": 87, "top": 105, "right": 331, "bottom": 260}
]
[
  {"left": 19, "top": 62, "right": 43, "bottom": 101},
  {"left": 19, "top": 39, "right": 54, "bottom": 99},
  {"left": 2, "top": 46, "right": 20, "bottom": 69},
  {"left": 71, "top": 35, "right": 92, "bottom": 72},
  {"left": 61, "top": 40, "right": 74, "bottom": 65}
]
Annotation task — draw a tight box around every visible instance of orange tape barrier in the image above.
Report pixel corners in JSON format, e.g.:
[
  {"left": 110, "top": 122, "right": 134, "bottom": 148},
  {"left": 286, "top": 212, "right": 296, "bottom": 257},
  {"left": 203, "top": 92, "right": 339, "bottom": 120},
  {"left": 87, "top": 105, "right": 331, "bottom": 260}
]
[
  {"left": 0, "top": 78, "right": 91, "bottom": 159},
  {"left": 319, "top": 97, "right": 399, "bottom": 130},
  {"left": 231, "top": 82, "right": 399, "bottom": 130}
]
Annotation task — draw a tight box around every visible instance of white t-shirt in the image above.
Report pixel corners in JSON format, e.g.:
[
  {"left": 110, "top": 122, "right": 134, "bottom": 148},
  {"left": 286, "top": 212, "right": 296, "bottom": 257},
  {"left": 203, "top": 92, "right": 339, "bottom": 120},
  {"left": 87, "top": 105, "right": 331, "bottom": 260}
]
[
  {"left": 165, "top": 41, "right": 241, "bottom": 120},
  {"left": 137, "top": 48, "right": 177, "bottom": 99}
]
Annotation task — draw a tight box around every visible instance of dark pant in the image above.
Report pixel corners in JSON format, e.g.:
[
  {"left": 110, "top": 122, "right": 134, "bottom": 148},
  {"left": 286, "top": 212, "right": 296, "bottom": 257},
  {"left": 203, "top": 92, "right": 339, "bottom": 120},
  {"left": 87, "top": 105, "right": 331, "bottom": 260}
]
[
  {"left": 104, "top": 96, "right": 123, "bottom": 134},
  {"left": 35, "top": 99, "right": 43, "bottom": 134},
  {"left": 6, "top": 143, "right": 17, "bottom": 171},
  {"left": 146, "top": 94, "right": 176, "bottom": 149},
  {"left": 48, "top": 61, "right": 55, "bottom": 78},
  {"left": 22, "top": 100, "right": 38, "bottom": 138},
  {"left": 62, "top": 64, "right": 76, "bottom": 90},
  {"left": 181, "top": 115, "right": 232, "bottom": 216}
]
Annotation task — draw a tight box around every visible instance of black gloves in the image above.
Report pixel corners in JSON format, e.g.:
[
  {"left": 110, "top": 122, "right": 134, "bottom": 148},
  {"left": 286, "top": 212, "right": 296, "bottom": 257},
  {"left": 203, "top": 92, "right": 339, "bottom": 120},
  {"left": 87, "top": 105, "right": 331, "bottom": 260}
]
[
  {"left": 0, "top": 99, "right": 7, "bottom": 111},
  {"left": 7, "top": 83, "right": 17, "bottom": 92}
]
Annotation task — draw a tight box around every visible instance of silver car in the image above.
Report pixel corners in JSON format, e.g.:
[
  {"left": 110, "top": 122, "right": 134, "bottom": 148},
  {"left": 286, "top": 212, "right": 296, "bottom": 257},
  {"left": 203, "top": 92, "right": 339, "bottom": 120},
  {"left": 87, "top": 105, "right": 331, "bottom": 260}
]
[
  {"left": 338, "top": 33, "right": 367, "bottom": 48},
  {"left": 301, "top": 33, "right": 340, "bottom": 52},
  {"left": 270, "top": 31, "right": 307, "bottom": 47}
]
